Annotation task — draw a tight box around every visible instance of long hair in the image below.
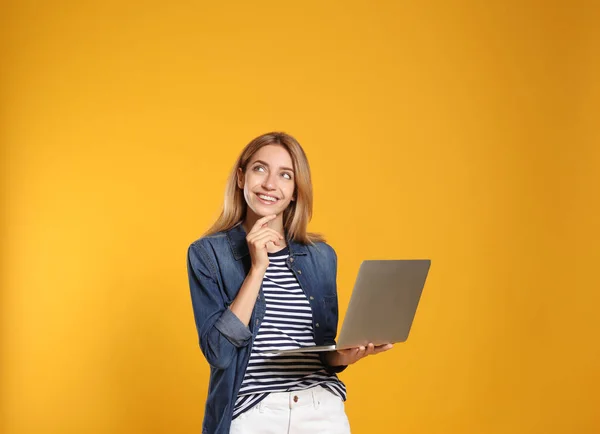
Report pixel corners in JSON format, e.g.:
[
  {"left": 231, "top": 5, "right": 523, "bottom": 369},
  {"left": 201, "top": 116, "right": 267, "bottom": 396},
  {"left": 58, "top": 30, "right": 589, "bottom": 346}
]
[{"left": 204, "top": 132, "right": 324, "bottom": 244}]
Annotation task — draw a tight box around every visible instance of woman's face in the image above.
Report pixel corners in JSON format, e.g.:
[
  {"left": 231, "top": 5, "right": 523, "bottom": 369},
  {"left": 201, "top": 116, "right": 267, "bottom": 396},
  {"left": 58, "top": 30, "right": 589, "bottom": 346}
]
[{"left": 237, "top": 144, "right": 296, "bottom": 219}]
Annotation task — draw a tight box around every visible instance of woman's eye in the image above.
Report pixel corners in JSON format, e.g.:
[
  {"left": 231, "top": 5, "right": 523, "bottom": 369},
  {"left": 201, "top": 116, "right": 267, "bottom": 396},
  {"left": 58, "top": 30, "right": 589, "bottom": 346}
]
[
  {"left": 282, "top": 173, "right": 292, "bottom": 180},
  {"left": 253, "top": 165, "right": 265, "bottom": 172}
]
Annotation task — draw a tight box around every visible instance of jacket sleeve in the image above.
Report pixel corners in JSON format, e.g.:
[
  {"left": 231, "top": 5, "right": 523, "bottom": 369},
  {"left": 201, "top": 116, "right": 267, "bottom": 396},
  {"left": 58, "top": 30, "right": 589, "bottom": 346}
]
[
  {"left": 319, "top": 245, "right": 348, "bottom": 375},
  {"left": 187, "top": 241, "right": 252, "bottom": 370}
]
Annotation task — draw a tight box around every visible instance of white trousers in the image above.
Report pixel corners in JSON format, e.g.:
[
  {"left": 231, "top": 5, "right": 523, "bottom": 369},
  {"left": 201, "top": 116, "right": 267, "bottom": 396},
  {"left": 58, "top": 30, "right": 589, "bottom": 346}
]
[{"left": 229, "top": 385, "right": 351, "bottom": 434}]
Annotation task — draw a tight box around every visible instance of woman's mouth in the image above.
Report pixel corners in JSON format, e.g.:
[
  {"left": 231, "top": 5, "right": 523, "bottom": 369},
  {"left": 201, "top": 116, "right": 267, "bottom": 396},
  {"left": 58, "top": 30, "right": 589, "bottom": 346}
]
[{"left": 256, "top": 193, "right": 279, "bottom": 205}]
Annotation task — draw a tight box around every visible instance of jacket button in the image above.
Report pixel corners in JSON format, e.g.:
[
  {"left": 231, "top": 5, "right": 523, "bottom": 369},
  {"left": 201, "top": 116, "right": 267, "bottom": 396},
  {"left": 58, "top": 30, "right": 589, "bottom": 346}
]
[
  {"left": 293, "top": 395, "right": 299, "bottom": 403},
  {"left": 297, "top": 269, "right": 302, "bottom": 275},
  {"left": 309, "top": 296, "right": 314, "bottom": 300},
  {"left": 255, "top": 319, "right": 259, "bottom": 326},
  {"left": 315, "top": 323, "right": 320, "bottom": 328},
  {"left": 290, "top": 257, "right": 294, "bottom": 262}
]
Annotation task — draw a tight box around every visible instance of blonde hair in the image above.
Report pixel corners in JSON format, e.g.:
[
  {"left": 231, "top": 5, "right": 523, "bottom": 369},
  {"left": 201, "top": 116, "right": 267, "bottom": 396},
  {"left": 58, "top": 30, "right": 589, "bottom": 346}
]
[{"left": 204, "top": 132, "right": 324, "bottom": 244}]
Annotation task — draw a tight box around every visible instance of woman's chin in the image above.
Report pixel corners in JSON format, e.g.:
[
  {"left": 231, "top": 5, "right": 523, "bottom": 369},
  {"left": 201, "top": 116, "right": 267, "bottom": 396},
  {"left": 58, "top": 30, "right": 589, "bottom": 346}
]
[{"left": 248, "top": 205, "right": 280, "bottom": 218}]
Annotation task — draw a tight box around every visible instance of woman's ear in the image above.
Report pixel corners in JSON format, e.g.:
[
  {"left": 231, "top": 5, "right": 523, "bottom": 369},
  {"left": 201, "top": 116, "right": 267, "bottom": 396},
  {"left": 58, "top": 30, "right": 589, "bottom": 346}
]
[{"left": 236, "top": 167, "right": 244, "bottom": 189}]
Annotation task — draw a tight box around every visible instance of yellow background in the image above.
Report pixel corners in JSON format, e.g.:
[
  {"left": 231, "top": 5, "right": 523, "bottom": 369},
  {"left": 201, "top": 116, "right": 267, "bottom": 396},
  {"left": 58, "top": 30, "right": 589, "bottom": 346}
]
[{"left": 1, "top": 1, "right": 599, "bottom": 433}]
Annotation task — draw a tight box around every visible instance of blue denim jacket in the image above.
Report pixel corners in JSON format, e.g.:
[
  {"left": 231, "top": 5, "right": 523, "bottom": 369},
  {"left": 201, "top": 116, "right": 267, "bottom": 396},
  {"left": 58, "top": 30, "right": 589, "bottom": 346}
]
[{"left": 187, "top": 223, "right": 347, "bottom": 434}]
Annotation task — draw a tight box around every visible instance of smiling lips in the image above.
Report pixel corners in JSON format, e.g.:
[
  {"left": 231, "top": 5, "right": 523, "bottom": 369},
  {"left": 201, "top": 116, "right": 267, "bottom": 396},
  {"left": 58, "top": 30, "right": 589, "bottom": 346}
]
[{"left": 256, "top": 193, "right": 279, "bottom": 204}]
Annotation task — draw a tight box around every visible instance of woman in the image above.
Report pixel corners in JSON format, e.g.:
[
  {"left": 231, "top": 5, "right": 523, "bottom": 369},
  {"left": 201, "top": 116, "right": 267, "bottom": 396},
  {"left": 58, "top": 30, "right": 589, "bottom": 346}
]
[{"left": 187, "top": 132, "right": 392, "bottom": 434}]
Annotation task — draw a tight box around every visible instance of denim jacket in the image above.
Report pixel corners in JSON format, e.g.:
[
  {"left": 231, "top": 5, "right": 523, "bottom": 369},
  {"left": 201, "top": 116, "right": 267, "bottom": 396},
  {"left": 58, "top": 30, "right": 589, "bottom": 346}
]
[{"left": 187, "top": 223, "right": 347, "bottom": 434}]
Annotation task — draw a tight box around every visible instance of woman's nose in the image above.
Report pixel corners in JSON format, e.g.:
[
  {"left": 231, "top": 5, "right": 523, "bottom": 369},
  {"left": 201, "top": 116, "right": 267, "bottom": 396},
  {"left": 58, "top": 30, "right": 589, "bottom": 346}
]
[{"left": 262, "top": 173, "right": 277, "bottom": 189}]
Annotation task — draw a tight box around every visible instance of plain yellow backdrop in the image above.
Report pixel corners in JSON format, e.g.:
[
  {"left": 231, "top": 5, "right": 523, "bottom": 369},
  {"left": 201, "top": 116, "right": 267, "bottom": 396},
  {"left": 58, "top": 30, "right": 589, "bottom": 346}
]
[{"left": 1, "top": 1, "right": 599, "bottom": 433}]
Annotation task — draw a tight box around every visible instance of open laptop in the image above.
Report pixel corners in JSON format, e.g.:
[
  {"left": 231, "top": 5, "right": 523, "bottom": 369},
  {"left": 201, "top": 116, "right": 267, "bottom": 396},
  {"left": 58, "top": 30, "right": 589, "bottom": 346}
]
[{"left": 272, "top": 259, "right": 431, "bottom": 354}]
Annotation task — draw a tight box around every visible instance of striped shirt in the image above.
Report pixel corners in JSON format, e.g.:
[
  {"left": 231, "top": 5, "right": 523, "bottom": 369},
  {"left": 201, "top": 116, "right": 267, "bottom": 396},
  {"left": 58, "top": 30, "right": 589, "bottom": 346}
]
[{"left": 232, "top": 247, "right": 346, "bottom": 418}]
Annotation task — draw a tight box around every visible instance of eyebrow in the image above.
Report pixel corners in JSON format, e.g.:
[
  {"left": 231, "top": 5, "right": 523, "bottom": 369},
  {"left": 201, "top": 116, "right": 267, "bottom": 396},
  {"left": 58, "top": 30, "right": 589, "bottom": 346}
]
[{"left": 251, "top": 159, "right": 294, "bottom": 172}]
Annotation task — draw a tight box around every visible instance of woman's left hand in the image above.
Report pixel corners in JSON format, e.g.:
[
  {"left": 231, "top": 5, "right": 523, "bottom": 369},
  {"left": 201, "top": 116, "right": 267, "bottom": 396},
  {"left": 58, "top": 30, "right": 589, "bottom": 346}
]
[{"left": 325, "top": 343, "right": 393, "bottom": 366}]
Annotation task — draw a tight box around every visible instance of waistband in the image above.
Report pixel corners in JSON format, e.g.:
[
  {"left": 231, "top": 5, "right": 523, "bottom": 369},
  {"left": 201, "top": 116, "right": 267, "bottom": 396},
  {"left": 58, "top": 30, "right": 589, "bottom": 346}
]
[{"left": 257, "top": 385, "right": 339, "bottom": 411}]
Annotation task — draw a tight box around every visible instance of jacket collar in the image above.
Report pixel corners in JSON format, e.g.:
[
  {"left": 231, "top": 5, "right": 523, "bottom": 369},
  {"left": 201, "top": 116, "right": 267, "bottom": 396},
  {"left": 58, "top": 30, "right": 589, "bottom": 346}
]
[{"left": 226, "top": 222, "right": 308, "bottom": 261}]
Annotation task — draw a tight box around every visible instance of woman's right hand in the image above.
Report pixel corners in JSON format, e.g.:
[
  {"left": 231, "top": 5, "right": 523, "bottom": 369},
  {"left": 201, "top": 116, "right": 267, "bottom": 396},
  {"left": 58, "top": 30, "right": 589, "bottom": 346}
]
[{"left": 246, "top": 214, "right": 284, "bottom": 272}]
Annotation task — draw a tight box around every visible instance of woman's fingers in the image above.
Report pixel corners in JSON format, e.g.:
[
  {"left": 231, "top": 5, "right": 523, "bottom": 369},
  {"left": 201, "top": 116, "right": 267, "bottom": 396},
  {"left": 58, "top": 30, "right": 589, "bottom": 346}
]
[
  {"left": 253, "top": 229, "right": 283, "bottom": 243},
  {"left": 249, "top": 214, "right": 278, "bottom": 234},
  {"left": 247, "top": 227, "right": 284, "bottom": 244},
  {"left": 356, "top": 346, "right": 367, "bottom": 360},
  {"left": 251, "top": 233, "right": 282, "bottom": 248},
  {"left": 247, "top": 233, "right": 283, "bottom": 251},
  {"left": 371, "top": 343, "right": 393, "bottom": 355},
  {"left": 350, "top": 343, "right": 393, "bottom": 363},
  {"left": 333, "top": 343, "right": 394, "bottom": 366}
]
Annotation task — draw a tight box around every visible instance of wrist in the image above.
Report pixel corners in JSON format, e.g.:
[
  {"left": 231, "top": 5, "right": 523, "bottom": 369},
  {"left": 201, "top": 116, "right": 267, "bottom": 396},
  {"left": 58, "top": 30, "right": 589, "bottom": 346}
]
[
  {"left": 249, "top": 265, "right": 268, "bottom": 276},
  {"left": 324, "top": 351, "right": 340, "bottom": 366}
]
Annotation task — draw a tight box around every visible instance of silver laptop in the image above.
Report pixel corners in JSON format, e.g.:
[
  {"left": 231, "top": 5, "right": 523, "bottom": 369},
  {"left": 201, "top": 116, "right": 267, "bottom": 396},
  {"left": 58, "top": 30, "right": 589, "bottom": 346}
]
[{"left": 273, "top": 259, "right": 431, "bottom": 354}]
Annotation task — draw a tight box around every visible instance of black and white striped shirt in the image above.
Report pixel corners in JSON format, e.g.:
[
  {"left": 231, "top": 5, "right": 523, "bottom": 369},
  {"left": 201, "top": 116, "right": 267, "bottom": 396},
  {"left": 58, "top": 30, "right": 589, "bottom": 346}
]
[{"left": 232, "top": 247, "right": 346, "bottom": 419}]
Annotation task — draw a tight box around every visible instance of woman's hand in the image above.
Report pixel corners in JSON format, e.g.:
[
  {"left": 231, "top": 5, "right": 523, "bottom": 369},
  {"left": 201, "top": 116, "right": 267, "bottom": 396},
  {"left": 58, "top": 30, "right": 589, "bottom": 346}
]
[
  {"left": 325, "top": 343, "right": 393, "bottom": 366},
  {"left": 246, "top": 214, "right": 284, "bottom": 272}
]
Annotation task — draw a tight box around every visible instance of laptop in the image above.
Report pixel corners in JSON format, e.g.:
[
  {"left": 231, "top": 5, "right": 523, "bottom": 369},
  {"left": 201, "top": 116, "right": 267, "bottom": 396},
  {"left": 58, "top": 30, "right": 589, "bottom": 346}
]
[{"left": 272, "top": 259, "right": 431, "bottom": 354}]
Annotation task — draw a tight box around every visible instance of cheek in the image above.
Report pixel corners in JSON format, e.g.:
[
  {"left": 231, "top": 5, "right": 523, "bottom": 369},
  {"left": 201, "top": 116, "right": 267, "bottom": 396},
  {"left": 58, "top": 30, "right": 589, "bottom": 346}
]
[
  {"left": 243, "top": 175, "right": 258, "bottom": 194},
  {"left": 286, "top": 182, "right": 296, "bottom": 196},
  {"left": 282, "top": 186, "right": 296, "bottom": 205},
  {"left": 242, "top": 184, "right": 254, "bottom": 204}
]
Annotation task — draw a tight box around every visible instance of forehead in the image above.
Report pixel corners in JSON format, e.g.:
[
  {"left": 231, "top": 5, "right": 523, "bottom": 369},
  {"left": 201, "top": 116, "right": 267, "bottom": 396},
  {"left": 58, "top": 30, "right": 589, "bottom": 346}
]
[{"left": 249, "top": 144, "right": 293, "bottom": 167}]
